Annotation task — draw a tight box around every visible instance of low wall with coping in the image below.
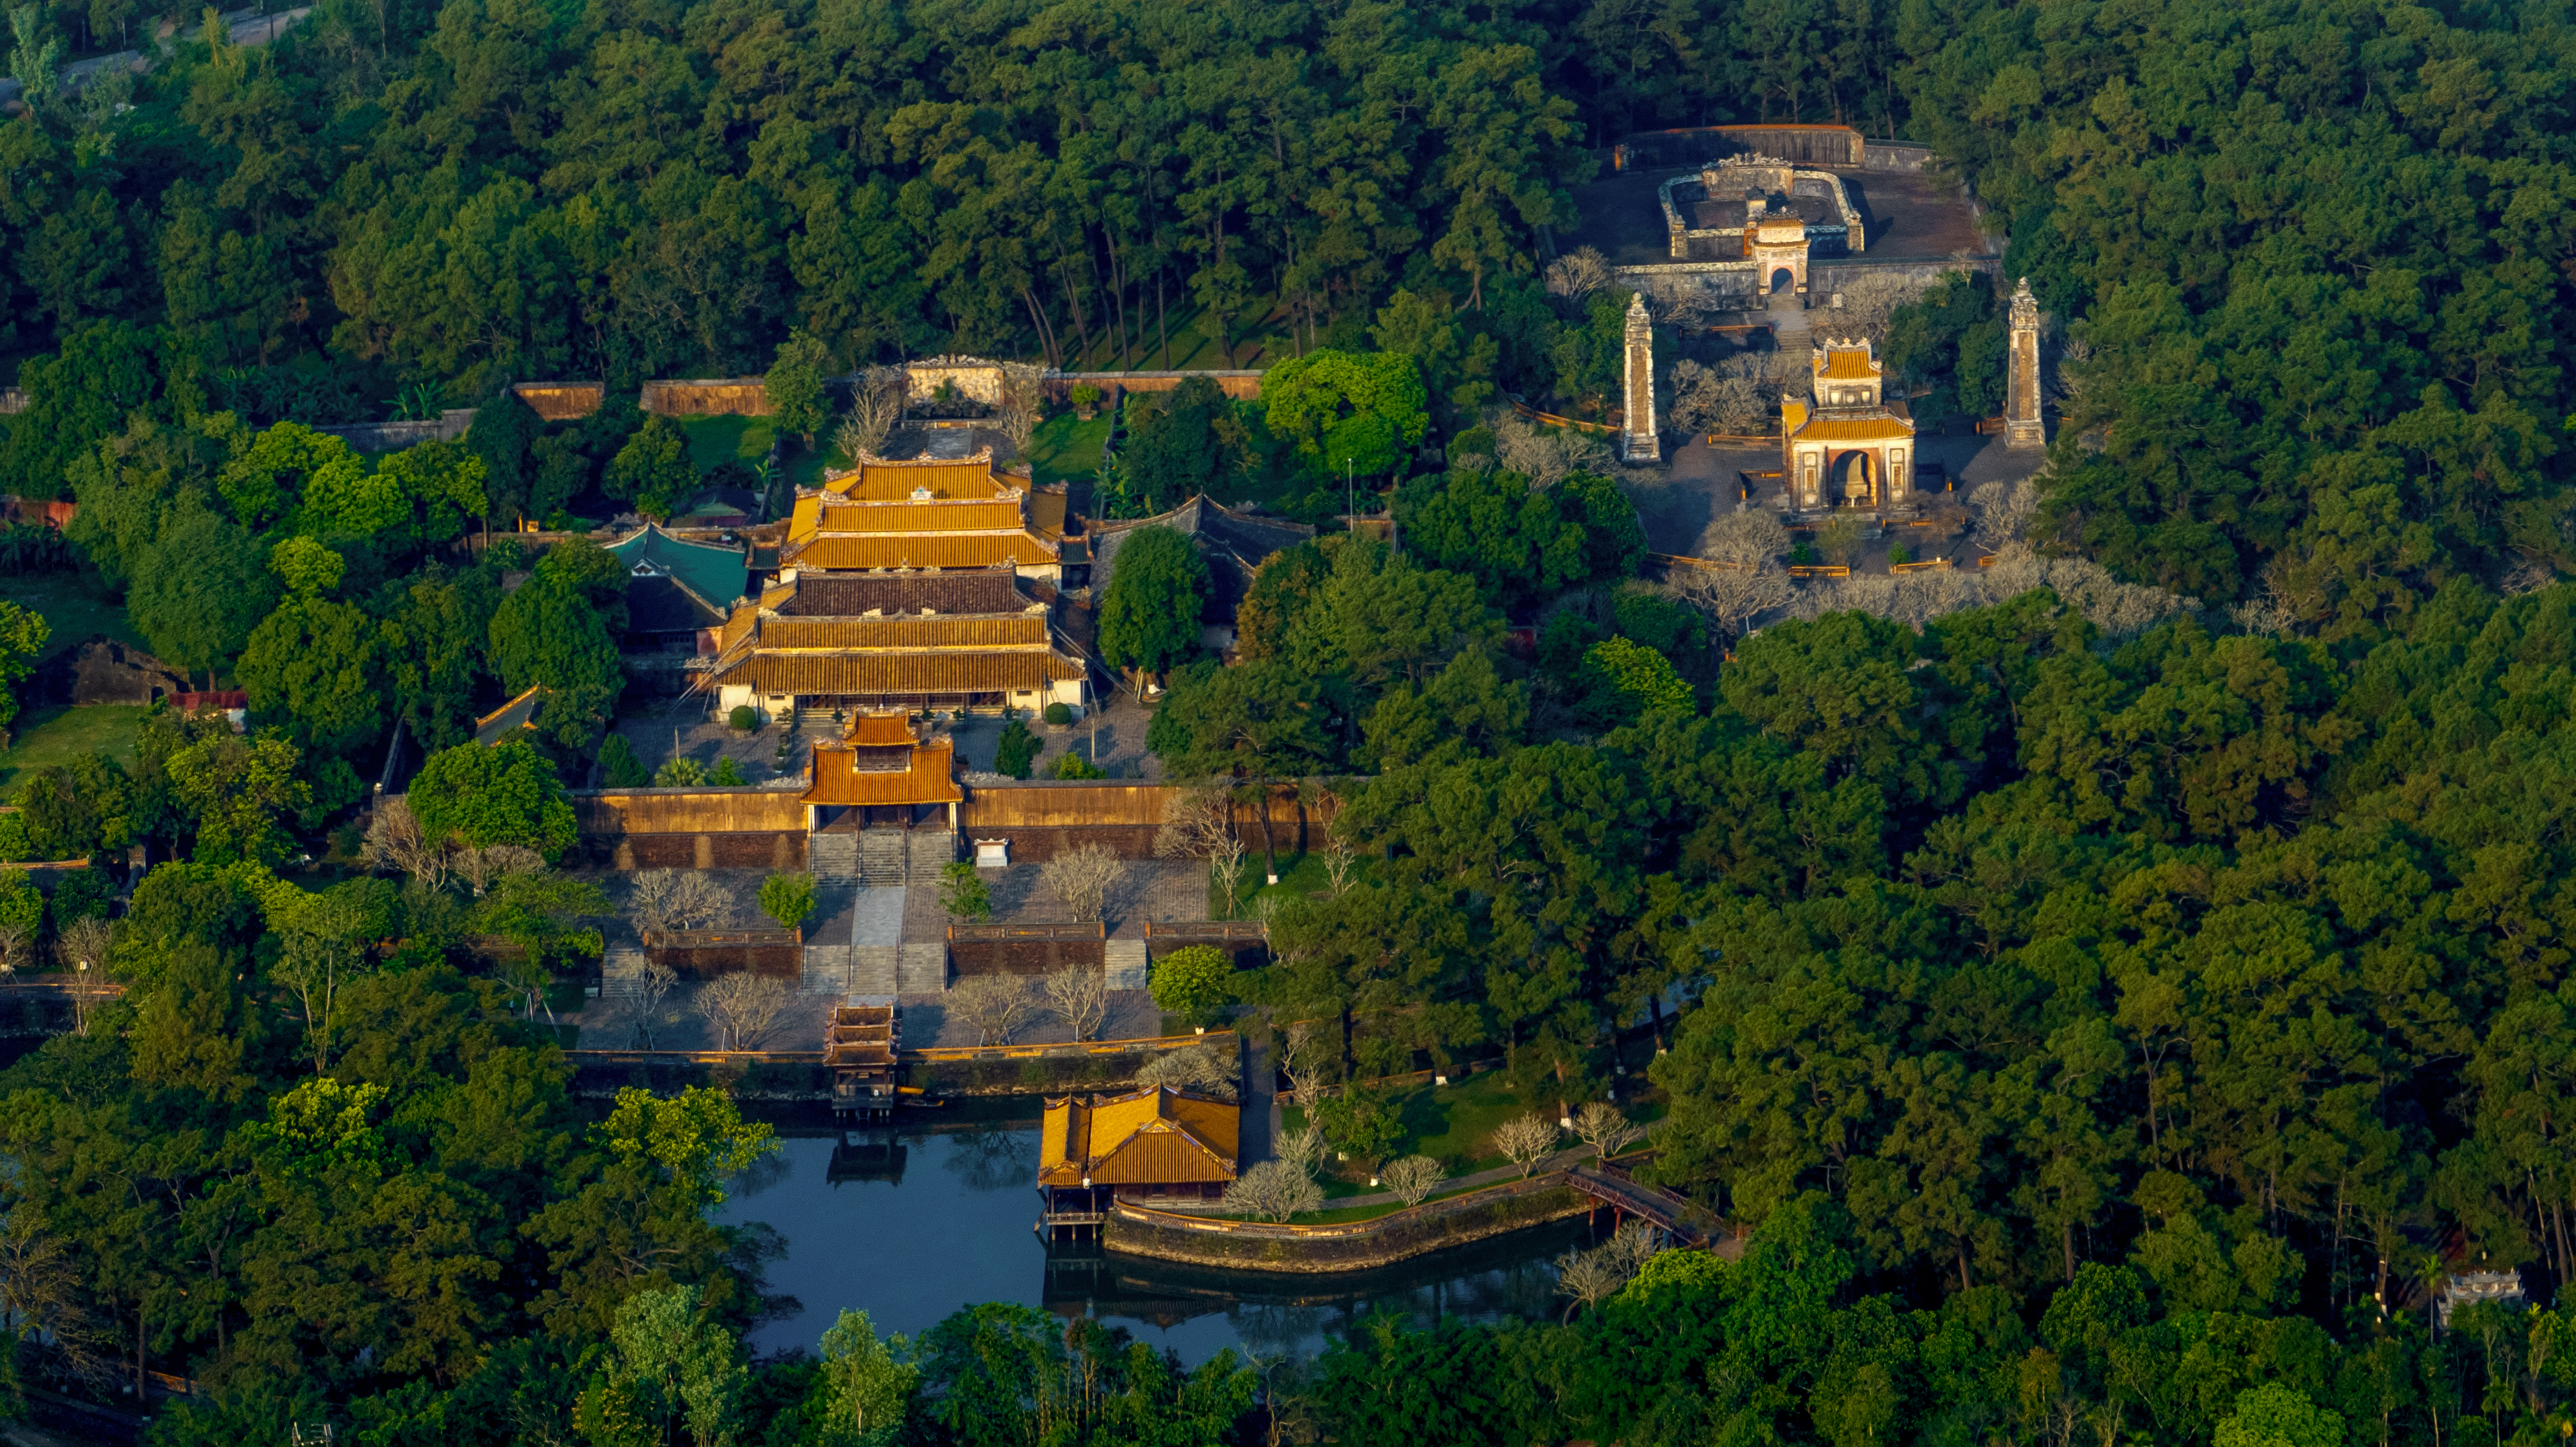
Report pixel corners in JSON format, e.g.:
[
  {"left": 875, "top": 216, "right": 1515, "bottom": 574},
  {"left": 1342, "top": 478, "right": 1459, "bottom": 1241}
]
[
  {"left": 1103, "top": 1175, "right": 1593, "bottom": 1273},
  {"left": 317, "top": 409, "right": 477, "bottom": 452},
  {"left": 559, "top": 1031, "right": 1230, "bottom": 1099}
]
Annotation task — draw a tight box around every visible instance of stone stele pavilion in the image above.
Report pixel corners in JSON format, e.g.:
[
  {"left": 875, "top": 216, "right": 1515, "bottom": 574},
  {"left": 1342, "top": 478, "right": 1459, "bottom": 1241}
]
[
  {"left": 1037, "top": 1084, "right": 1241, "bottom": 1241},
  {"left": 1781, "top": 337, "right": 1918, "bottom": 511}
]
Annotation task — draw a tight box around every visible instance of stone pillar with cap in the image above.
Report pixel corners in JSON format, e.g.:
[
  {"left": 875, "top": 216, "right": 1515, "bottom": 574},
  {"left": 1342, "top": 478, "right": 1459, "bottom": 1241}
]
[
  {"left": 2005, "top": 276, "right": 2046, "bottom": 450},
  {"left": 1621, "top": 292, "right": 1661, "bottom": 463}
]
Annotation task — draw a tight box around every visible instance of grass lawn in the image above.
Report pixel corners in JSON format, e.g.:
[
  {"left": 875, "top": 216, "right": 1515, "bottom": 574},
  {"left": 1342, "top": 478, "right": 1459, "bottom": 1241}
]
[
  {"left": 0, "top": 575, "right": 147, "bottom": 663},
  {"left": 1027, "top": 412, "right": 1111, "bottom": 485},
  {"left": 674, "top": 414, "right": 779, "bottom": 473},
  {"left": 1283, "top": 1069, "right": 1534, "bottom": 1186},
  {"left": 0, "top": 705, "right": 149, "bottom": 791},
  {"left": 1214, "top": 848, "right": 1372, "bottom": 919}
]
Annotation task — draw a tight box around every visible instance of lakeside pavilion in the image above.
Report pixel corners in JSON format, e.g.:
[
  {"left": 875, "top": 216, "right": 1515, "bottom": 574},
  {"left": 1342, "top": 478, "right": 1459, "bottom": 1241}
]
[{"left": 1036, "top": 1084, "right": 1240, "bottom": 1240}]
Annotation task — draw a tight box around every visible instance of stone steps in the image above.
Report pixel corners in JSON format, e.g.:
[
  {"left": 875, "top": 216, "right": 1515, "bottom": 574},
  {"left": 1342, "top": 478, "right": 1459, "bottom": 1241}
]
[
  {"left": 810, "top": 831, "right": 859, "bottom": 880},
  {"left": 852, "top": 945, "right": 901, "bottom": 995},
  {"left": 909, "top": 830, "right": 956, "bottom": 877},
  {"left": 858, "top": 829, "right": 907, "bottom": 885},
  {"left": 1104, "top": 939, "right": 1149, "bottom": 992},
  {"left": 800, "top": 945, "right": 852, "bottom": 995}
]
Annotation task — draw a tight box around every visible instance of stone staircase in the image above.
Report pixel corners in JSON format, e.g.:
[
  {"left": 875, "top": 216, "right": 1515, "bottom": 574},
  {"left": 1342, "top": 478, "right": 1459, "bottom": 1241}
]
[
  {"left": 1104, "top": 939, "right": 1149, "bottom": 992},
  {"left": 858, "top": 829, "right": 907, "bottom": 884},
  {"left": 810, "top": 831, "right": 859, "bottom": 880},
  {"left": 799, "top": 945, "right": 852, "bottom": 995},
  {"left": 852, "top": 945, "right": 901, "bottom": 995},
  {"left": 908, "top": 830, "right": 957, "bottom": 877},
  {"left": 602, "top": 947, "right": 648, "bottom": 998}
]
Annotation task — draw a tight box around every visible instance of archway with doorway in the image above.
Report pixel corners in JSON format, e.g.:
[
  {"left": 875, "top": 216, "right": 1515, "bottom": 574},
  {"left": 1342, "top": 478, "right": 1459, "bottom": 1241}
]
[
  {"left": 1770, "top": 268, "right": 1795, "bottom": 294},
  {"left": 1830, "top": 450, "right": 1876, "bottom": 507}
]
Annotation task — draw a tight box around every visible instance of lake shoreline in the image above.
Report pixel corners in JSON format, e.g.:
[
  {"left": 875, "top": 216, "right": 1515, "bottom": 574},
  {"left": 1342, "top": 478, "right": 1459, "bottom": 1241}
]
[{"left": 1100, "top": 1179, "right": 1596, "bottom": 1274}]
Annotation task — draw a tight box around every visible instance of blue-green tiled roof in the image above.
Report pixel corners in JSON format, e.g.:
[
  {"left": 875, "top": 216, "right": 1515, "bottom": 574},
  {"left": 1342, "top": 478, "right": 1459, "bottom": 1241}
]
[{"left": 606, "top": 524, "right": 749, "bottom": 619}]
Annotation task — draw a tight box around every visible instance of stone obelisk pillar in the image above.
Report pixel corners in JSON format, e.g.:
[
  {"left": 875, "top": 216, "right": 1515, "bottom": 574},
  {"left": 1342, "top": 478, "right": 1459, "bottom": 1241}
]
[
  {"left": 1621, "top": 292, "right": 1661, "bottom": 463},
  {"left": 2004, "top": 276, "right": 2046, "bottom": 450}
]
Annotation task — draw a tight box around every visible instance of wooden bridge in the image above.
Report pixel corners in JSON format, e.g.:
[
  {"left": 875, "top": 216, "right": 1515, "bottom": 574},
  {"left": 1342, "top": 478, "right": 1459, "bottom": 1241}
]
[{"left": 1568, "top": 1163, "right": 1715, "bottom": 1247}]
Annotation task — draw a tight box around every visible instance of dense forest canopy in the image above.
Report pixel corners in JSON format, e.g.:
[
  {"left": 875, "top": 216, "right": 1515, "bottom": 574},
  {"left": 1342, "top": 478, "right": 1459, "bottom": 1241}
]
[
  {"left": 4, "top": 0, "right": 2576, "bottom": 1440},
  {"left": 2, "top": 0, "right": 2570, "bottom": 599}
]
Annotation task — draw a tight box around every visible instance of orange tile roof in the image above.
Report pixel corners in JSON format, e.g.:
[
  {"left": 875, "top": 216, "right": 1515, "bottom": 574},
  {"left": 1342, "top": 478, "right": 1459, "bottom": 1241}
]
[
  {"left": 719, "top": 650, "right": 1086, "bottom": 695},
  {"left": 784, "top": 535, "right": 1057, "bottom": 570},
  {"left": 1792, "top": 414, "right": 1916, "bottom": 442},
  {"left": 803, "top": 737, "right": 962, "bottom": 807},
  {"left": 1815, "top": 347, "right": 1881, "bottom": 380},
  {"left": 1781, "top": 400, "right": 1809, "bottom": 431},
  {"left": 843, "top": 713, "right": 918, "bottom": 747},
  {"left": 824, "top": 456, "right": 1012, "bottom": 502},
  {"left": 809, "top": 498, "right": 1030, "bottom": 537},
  {"left": 1037, "top": 1086, "right": 1239, "bottom": 1187},
  {"left": 758, "top": 615, "right": 1051, "bottom": 652}
]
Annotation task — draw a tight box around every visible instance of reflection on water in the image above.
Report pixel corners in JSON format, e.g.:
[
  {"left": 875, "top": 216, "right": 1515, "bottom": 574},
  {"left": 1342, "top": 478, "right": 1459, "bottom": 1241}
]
[{"left": 718, "top": 1104, "right": 1598, "bottom": 1365}]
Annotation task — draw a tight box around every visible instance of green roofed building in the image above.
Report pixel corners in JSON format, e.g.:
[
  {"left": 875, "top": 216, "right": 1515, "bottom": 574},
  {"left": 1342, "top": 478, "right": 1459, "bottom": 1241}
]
[{"left": 606, "top": 524, "right": 752, "bottom": 656}]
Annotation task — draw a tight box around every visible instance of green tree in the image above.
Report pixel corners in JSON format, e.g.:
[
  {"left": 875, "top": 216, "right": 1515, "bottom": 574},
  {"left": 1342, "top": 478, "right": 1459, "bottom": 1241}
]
[
  {"left": 266, "top": 536, "right": 345, "bottom": 597},
  {"left": 938, "top": 861, "right": 991, "bottom": 923},
  {"left": 127, "top": 500, "right": 277, "bottom": 690},
  {"left": 810, "top": 1309, "right": 916, "bottom": 1447},
  {"left": 1261, "top": 350, "right": 1431, "bottom": 473},
  {"left": 407, "top": 740, "right": 578, "bottom": 859},
  {"left": 758, "top": 872, "right": 817, "bottom": 932},
  {"left": 605, "top": 416, "right": 700, "bottom": 520},
  {"left": 466, "top": 388, "right": 545, "bottom": 530},
  {"left": 1097, "top": 526, "right": 1208, "bottom": 681},
  {"left": 1151, "top": 945, "right": 1236, "bottom": 1026},
  {"left": 0, "top": 599, "right": 48, "bottom": 740},
  {"left": 1578, "top": 636, "right": 1693, "bottom": 725},
  {"left": 488, "top": 574, "right": 624, "bottom": 758},
  {"left": 237, "top": 595, "right": 388, "bottom": 760},
  {"left": 764, "top": 328, "right": 832, "bottom": 443}
]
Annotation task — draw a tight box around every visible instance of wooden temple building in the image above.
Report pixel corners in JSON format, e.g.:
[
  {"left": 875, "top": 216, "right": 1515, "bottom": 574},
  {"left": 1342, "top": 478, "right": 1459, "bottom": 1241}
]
[
  {"left": 704, "top": 568, "right": 1091, "bottom": 721},
  {"left": 824, "top": 1003, "right": 899, "bottom": 1121},
  {"left": 783, "top": 450, "right": 1077, "bottom": 583},
  {"left": 1036, "top": 1084, "right": 1240, "bottom": 1241}
]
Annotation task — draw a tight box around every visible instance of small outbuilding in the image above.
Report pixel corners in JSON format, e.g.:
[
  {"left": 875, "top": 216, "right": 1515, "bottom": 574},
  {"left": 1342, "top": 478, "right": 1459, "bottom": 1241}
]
[{"left": 1036, "top": 1084, "right": 1240, "bottom": 1239}]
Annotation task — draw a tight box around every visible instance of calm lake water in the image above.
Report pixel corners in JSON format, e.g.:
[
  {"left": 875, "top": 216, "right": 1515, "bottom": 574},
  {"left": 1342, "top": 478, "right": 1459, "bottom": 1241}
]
[{"left": 718, "top": 1102, "right": 1603, "bottom": 1364}]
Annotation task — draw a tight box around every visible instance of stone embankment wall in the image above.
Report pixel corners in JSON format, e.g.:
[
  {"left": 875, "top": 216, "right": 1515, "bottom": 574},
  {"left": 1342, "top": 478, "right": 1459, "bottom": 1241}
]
[{"left": 1103, "top": 1177, "right": 1594, "bottom": 1273}]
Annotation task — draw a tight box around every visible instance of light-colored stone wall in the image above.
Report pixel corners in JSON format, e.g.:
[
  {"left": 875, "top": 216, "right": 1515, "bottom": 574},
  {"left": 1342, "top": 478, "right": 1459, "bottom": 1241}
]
[{"left": 906, "top": 357, "right": 1005, "bottom": 405}]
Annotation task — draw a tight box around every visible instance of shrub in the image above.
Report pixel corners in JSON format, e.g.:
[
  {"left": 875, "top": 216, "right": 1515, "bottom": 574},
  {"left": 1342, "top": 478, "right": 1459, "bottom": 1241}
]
[
  {"left": 993, "top": 718, "right": 1040, "bottom": 778},
  {"left": 939, "top": 861, "right": 993, "bottom": 922},
  {"left": 1887, "top": 542, "right": 1911, "bottom": 566},
  {"left": 727, "top": 705, "right": 758, "bottom": 731},
  {"left": 1049, "top": 751, "right": 1106, "bottom": 780},
  {"left": 1044, "top": 702, "right": 1073, "bottom": 727},
  {"left": 598, "top": 735, "right": 652, "bottom": 788},
  {"left": 654, "top": 758, "right": 707, "bottom": 788},
  {"left": 1150, "top": 945, "right": 1235, "bottom": 1026},
  {"left": 708, "top": 757, "right": 746, "bottom": 786},
  {"left": 758, "top": 872, "right": 818, "bottom": 932}
]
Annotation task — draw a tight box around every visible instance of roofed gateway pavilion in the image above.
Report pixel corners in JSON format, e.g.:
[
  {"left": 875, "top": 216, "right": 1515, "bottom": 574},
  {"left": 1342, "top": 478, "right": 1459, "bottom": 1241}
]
[
  {"left": 1036, "top": 1084, "right": 1240, "bottom": 1241},
  {"left": 703, "top": 569, "right": 1089, "bottom": 722},
  {"left": 1782, "top": 337, "right": 1918, "bottom": 511}
]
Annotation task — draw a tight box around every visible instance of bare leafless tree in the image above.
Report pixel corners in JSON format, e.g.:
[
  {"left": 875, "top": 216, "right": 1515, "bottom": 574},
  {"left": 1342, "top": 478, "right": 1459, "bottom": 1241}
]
[
  {"left": 1042, "top": 965, "right": 1109, "bottom": 1042},
  {"left": 1699, "top": 509, "right": 1791, "bottom": 568},
  {"left": 1380, "top": 1154, "right": 1446, "bottom": 1206},
  {"left": 634, "top": 959, "right": 679, "bottom": 1048},
  {"left": 1492, "top": 412, "right": 1613, "bottom": 486},
  {"left": 996, "top": 361, "right": 1045, "bottom": 453},
  {"left": 54, "top": 917, "right": 111, "bottom": 1038},
  {"left": 1675, "top": 560, "right": 1792, "bottom": 642},
  {"left": 1490, "top": 1113, "right": 1562, "bottom": 1178},
  {"left": 1040, "top": 844, "right": 1123, "bottom": 924},
  {"left": 0, "top": 1207, "right": 110, "bottom": 1381},
  {"left": 834, "top": 365, "right": 908, "bottom": 461},
  {"left": 950, "top": 973, "right": 1038, "bottom": 1045},
  {"left": 1273, "top": 1124, "right": 1327, "bottom": 1177},
  {"left": 362, "top": 797, "right": 449, "bottom": 891},
  {"left": 1968, "top": 477, "right": 2041, "bottom": 551},
  {"left": 632, "top": 869, "right": 730, "bottom": 934},
  {"left": 1827, "top": 272, "right": 1924, "bottom": 347},
  {"left": 1554, "top": 1243, "right": 1631, "bottom": 1321},
  {"left": 1710, "top": 354, "right": 1776, "bottom": 435},
  {"left": 1223, "top": 1159, "right": 1325, "bottom": 1223},
  {"left": 1137, "top": 1040, "right": 1240, "bottom": 1100},
  {"left": 696, "top": 972, "right": 791, "bottom": 1050},
  {"left": 1572, "top": 1101, "right": 1645, "bottom": 1160},
  {"left": 454, "top": 844, "right": 546, "bottom": 898},
  {"left": 1157, "top": 787, "right": 1245, "bottom": 917},
  {"left": 1544, "top": 246, "right": 1611, "bottom": 303},
  {"left": 1322, "top": 832, "right": 1357, "bottom": 897}
]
